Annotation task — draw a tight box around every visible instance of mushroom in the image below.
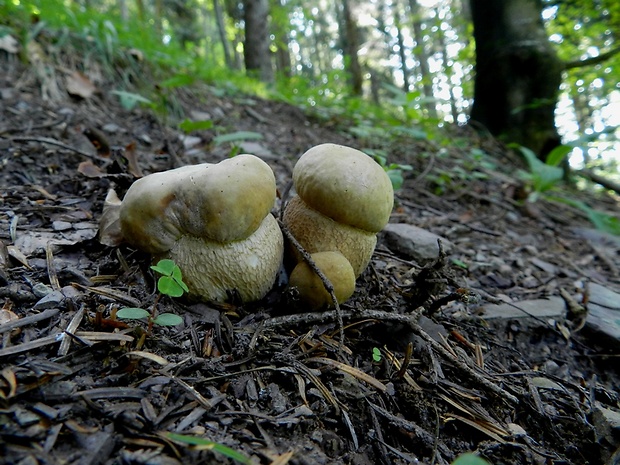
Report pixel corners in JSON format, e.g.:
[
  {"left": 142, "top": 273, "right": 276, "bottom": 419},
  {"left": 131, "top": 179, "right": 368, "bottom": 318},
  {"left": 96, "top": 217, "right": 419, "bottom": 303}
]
[
  {"left": 118, "top": 155, "right": 284, "bottom": 303},
  {"left": 288, "top": 251, "right": 356, "bottom": 311},
  {"left": 283, "top": 143, "right": 394, "bottom": 277}
]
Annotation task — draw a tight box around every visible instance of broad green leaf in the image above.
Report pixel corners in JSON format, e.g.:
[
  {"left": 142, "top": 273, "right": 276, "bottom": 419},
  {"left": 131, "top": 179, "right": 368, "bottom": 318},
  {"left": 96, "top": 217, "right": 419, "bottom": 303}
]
[
  {"left": 166, "top": 433, "right": 250, "bottom": 464},
  {"left": 545, "top": 145, "right": 572, "bottom": 167},
  {"left": 157, "top": 276, "right": 185, "bottom": 297},
  {"left": 179, "top": 119, "right": 213, "bottom": 133},
  {"left": 372, "top": 347, "right": 382, "bottom": 362},
  {"left": 387, "top": 170, "right": 405, "bottom": 190},
  {"left": 153, "top": 313, "right": 183, "bottom": 326},
  {"left": 116, "top": 307, "right": 150, "bottom": 320},
  {"left": 111, "top": 90, "right": 152, "bottom": 110},
  {"left": 213, "top": 131, "right": 263, "bottom": 145},
  {"left": 151, "top": 259, "right": 176, "bottom": 276},
  {"left": 452, "top": 453, "right": 491, "bottom": 465}
]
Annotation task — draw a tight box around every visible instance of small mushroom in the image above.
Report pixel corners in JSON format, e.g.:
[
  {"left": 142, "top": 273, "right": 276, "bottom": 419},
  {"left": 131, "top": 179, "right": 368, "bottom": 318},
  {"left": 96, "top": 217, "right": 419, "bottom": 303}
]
[
  {"left": 283, "top": 143, "right": 394, "bottom": 277},
  {"left": 288, "top": 251, "right": 356, "bottom": 311},
  {"left": 118, "top": 155, "right": 284, "bottom": 303}
]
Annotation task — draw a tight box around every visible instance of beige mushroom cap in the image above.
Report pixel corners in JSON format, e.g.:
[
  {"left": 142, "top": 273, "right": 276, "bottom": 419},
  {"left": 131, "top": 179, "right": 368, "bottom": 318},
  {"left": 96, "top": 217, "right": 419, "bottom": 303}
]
[
  {"left": 118, "top": 155, "right": 283, "bottom": 303},
  {"left": 289, "top": 251, "right": 356, "bottom": 311},
  {"left": 293, "top": 143, "right": 394, "bottom": 233}
]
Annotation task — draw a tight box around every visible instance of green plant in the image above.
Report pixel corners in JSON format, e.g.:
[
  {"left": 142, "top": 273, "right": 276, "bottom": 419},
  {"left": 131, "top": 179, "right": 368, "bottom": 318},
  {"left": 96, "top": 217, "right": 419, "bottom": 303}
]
[
  {"left": 116, "top": 259, "right": 185, "bottom": 331},
  {"left": 451, "top": 453, "right": 491, "bottom": 465},
  {"left": 372, "top": 347, "right": 382, "bottom": 362},
  {"left": 365, "top": 149, "right": 413, "bottom": 190},
  {"left": 165, "top": 433, "right": 250, "bottom": 464},
  {"left": 512, "top": 144, "right": 569, "bottom": 201}
]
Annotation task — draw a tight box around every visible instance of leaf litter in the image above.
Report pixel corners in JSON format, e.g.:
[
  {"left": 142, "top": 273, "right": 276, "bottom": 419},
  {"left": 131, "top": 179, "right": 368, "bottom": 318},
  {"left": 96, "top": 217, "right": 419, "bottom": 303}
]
[{"left": 1, "top": 59, "right": 619, "bottom": 465}]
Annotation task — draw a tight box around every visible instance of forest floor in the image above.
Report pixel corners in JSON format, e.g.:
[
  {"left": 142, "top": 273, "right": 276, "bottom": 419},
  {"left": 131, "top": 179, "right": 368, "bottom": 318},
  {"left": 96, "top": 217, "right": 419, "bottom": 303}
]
[{"left": 1, "top": 53, "right": 620, "bottom": 465}]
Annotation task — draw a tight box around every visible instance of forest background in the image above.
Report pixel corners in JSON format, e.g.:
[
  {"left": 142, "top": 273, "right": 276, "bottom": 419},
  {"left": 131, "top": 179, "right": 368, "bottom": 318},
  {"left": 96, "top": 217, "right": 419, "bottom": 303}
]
[{"left": 1, "top": 0, "right": 619, "bottom": 177}]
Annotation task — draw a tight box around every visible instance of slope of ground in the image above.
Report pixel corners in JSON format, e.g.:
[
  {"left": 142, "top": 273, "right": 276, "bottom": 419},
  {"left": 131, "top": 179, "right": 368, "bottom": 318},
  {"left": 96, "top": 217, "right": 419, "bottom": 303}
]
[{"left": 1, "top": 52, "right": 620, "bottom": 465}]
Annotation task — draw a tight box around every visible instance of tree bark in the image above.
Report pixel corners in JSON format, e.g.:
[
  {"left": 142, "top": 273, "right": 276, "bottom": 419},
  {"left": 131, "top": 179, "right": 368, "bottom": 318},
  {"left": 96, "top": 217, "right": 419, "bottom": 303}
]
[
  {"left": 213, "top": 0, "right": 234, "bottom": 69},
  {"left": 340, "top": 0, "right": 363, "bottom": 95},
  {"left": 243, "top": 0, "right": 274, "bottom": 83},
  {"left": 469, "top": 0, "right": 563, "bottom": 159}
]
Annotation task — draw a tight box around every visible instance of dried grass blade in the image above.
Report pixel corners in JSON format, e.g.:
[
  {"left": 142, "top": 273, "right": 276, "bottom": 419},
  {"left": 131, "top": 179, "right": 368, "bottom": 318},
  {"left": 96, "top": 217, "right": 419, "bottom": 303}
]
[
  {"left": 71, "top": 283, "right": 142, "bottom": 307},
  {"left": 0, "top": 308, "right": 59, "bottom": 334},
  {"left": 444, "top": 413, "right": 508, "bottom": 443},
  {"left": 307, "top": 356, "right": 387, "bottom": 392}
]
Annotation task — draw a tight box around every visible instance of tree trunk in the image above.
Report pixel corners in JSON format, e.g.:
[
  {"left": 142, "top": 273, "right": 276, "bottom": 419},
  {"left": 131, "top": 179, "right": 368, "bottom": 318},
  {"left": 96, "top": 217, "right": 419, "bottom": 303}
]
[
  {"left": 213, "top": 0, "right": 234, "bottom": 69},
  {"left": 394, "top": 1, "right": 411, "bottom": 92},
  {"left": 243, "top": 0, "right": 274, "bottom": 83},
  {"left": 340, "top": 0, "right": 363, "bottom": 95},
  {"left": 469, "top": 0, "right": 563, "bottom": 159},
  {"left": 409, "top": 0, "right": 437, "bottom": 119}
]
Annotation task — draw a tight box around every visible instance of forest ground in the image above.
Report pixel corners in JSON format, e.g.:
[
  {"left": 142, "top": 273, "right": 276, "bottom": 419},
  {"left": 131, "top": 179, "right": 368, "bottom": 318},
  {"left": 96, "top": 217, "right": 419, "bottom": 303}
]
[{"left": 1, "top": 53, "right": 620, "bottom": 465}]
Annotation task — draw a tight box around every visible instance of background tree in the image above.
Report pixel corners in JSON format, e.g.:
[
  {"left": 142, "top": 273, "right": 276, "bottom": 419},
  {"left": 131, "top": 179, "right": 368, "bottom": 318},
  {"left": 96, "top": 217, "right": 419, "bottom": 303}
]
[
  {"left": 469, "top": 0, "right": 563, "bottom": 158},
  {"left": 243, "top": 0, "right": 274, "bottom": 82}
]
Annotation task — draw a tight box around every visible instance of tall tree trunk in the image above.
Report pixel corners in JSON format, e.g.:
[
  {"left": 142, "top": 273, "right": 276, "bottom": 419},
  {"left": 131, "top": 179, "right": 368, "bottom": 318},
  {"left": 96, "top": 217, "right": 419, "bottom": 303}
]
[
  {"left": 436, "top": 7, "right": 459, "bottom": 123},
  {"left": 409, "top": 0, "right": 437, "bottom": 119},
  {"left": 469, "top": 0, "right": 563, "bottom": 158},
  {"left": 271, "top": 0, "right": 292, "bottom": 78},
  {"left": 340, "top": 0, "right": 363, "bottom": 95},
  {"left": 213, "top": 0, "right": 234, "bottom": 69},
  {"left": 243, "top": 0, "right": 274, "bottom": 83},
  {"left": 394, "top": 1, "right": 411, "bottom": 92}
]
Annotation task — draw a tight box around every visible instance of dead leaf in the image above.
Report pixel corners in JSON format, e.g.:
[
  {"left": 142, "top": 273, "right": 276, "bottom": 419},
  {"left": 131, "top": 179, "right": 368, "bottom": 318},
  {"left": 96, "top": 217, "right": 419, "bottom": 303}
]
[
  {"left": 0, "top": 34, "right": 19, "bottom": 54},
  {"left": 66, "top": 71, "right": 96, "bottom": 99},
  {"left": 77, "top": 160, "right": 105, "bottom": 178}
]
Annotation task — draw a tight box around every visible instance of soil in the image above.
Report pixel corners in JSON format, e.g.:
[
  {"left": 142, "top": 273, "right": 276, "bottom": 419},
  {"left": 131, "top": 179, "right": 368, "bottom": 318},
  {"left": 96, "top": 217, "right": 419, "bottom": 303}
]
[{"left": 1, "top": 53, "right": 620, "bottom": 465}]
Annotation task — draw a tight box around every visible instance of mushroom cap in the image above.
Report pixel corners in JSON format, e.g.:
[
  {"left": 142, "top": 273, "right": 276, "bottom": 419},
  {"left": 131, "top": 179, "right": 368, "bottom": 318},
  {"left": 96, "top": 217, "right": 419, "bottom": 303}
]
[
  {"left": 283, "top": 196, "right": 376, "bottom": 277},
  {"left": 120, "top": 155, "right": 277, "bottom": 254},
  {"left": 289, "top": 251, "right": 356, "bottom": 311},
  {"left": 165, "top": 214, "right": 284, "bottom": 302},
  {"left": 293, "top": 143, "right": 394, "bottom": 233},
  {"left": 118, "top": 155, "right": 283, "bottom": 303}
]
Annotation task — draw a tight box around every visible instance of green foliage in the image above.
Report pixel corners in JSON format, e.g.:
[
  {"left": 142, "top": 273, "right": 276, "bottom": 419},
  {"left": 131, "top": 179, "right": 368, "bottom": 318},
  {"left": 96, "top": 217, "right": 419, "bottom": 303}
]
[
  {"left": 116, "top": 307, "right": 183, "bottom": 327},
  {"left": 365, "top": 149, "right": 413, "bottom": 190},
  {"left": 451, "top": 453, "right": 491, "bottom": 465},
  {"left": 372, "top": 347, "right": 382, "bottom": 362},
  {"left": 512, "top": 144, "right": 565, "bottom": 200},
  {"left": 166, "top": 433, "right": 250, "bottom": 464},
  {"left": 549, "top": 196, "right": 620, "bottom": 236},
  {"left": 151, "top": 259, "right": 189, "bottom": 298}
]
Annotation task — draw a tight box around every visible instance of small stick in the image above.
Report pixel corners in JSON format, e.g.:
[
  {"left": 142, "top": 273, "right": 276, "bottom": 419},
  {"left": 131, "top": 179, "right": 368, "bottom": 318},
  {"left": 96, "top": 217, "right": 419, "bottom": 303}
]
[{"left": 277, "top": 218, "right": 345, "bottom": 353}]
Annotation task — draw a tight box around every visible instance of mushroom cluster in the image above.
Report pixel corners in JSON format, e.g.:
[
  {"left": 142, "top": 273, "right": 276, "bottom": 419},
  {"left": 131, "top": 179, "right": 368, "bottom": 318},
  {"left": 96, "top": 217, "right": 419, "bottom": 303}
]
[
  {"left": 283, "top": 143, "right": 394, "bottom": 308},
  {"left": 118, "top": 155, "right": 283, "bottom": 303}
]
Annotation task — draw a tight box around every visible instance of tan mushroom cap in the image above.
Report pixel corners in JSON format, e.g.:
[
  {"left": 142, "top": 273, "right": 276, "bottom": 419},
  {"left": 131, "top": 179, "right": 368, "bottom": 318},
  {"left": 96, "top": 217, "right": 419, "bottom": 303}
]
[
  {"left": 289, "top": 251, "right": 356, "bottom": 311},
  {"left": 118, "top": 155, "right": 283, "bottom": 303},
  {"left": 120, "top": 155, "right": 277, "bottom": 254},
  {"left": 293, "top": 143, "right": 394, "bottom": 233}
]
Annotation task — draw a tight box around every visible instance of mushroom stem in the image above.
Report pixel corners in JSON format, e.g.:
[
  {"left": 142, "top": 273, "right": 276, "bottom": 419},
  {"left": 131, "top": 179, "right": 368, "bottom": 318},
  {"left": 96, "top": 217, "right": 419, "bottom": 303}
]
[{"left": 278, "top": 219, "right": 345, "bottom": 352}]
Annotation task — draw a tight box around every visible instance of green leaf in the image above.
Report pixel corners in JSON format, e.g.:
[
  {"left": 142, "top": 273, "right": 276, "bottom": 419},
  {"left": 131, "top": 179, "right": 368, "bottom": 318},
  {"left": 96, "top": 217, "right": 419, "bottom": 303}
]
[
  {"left": 166, "top": 433, "right": 250, "bottom": 464},
  {"left": 160, "top": 73, "right": 194, "bottom": 88},
  {"left": 151, "top": 259, "right": 176, "bottom": 277},
  {"left": 157, "top": 276, "right": 185, "bottom": 297},
  {"left": 116, "top": 307, "right": 150, "bottom": 320},
  {"left": 172, "top": 267, "right": 190, "bottom": 292},
  {"left": 372, "top": 347, "right": 382, "bottom": 362},
  {"left": 213, "top": 131, "right": 263, "bottom": 145},
  {"left": 179, "top": 119, "right": 213, "bottom": 133},
  {"left": 153, "top": 313, "right": 183, "bottom": 326},
  {"left": 111, "top": 90, "right": 153, "bottom": 110},
  {"left": 387, "top": 170, "right": 405, "bottom": 190},
  {"left": 451, "top": 258, "right": 469, "bottom": 269},
  {"left": 451, "top": 453, "right": 491, "bottom": 465},
  {"left": 545, "top": 144, "right": 572, "bottom": 167}
]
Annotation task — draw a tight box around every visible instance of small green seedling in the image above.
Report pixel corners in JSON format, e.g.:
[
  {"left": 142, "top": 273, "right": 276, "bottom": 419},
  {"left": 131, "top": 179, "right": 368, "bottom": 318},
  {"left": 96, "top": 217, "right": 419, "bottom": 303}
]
[
  {"left": 150, "top": 259, "right": 190, "bottom": 298},
  {"left": 365, "top": 148, "right": 413, "bottom": 190},
  {"left": 166, "top": 433, "right": 250, "bottom": 464},
  {"left": 451, "top": 453, "right": 491, "bottom": 465},
  {"left": 117, "top": 259, "right": 186, "bottom": 330},
  {"left": 372, "top": 347, "right": 382, "bottom": 362}
]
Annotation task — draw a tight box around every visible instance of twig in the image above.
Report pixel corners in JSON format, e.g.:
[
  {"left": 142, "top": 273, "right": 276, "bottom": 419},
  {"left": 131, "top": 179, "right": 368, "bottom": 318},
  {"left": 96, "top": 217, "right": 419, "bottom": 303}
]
[
  {"left": 408, "top": 322, "right": 519, "bottom": 405},
  {"left": 277, "top": 218, "right": 345, "bottom": 352},
  {"left": 8, "top": 136, "right": 105, "bottom": 161}
]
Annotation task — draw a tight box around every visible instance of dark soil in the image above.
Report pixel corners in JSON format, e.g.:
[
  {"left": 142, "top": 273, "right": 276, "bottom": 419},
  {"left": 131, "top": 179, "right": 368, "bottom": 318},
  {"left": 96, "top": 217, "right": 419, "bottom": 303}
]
[{"left": 1, "top": 53, "right": 620, "bottom": 465}]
